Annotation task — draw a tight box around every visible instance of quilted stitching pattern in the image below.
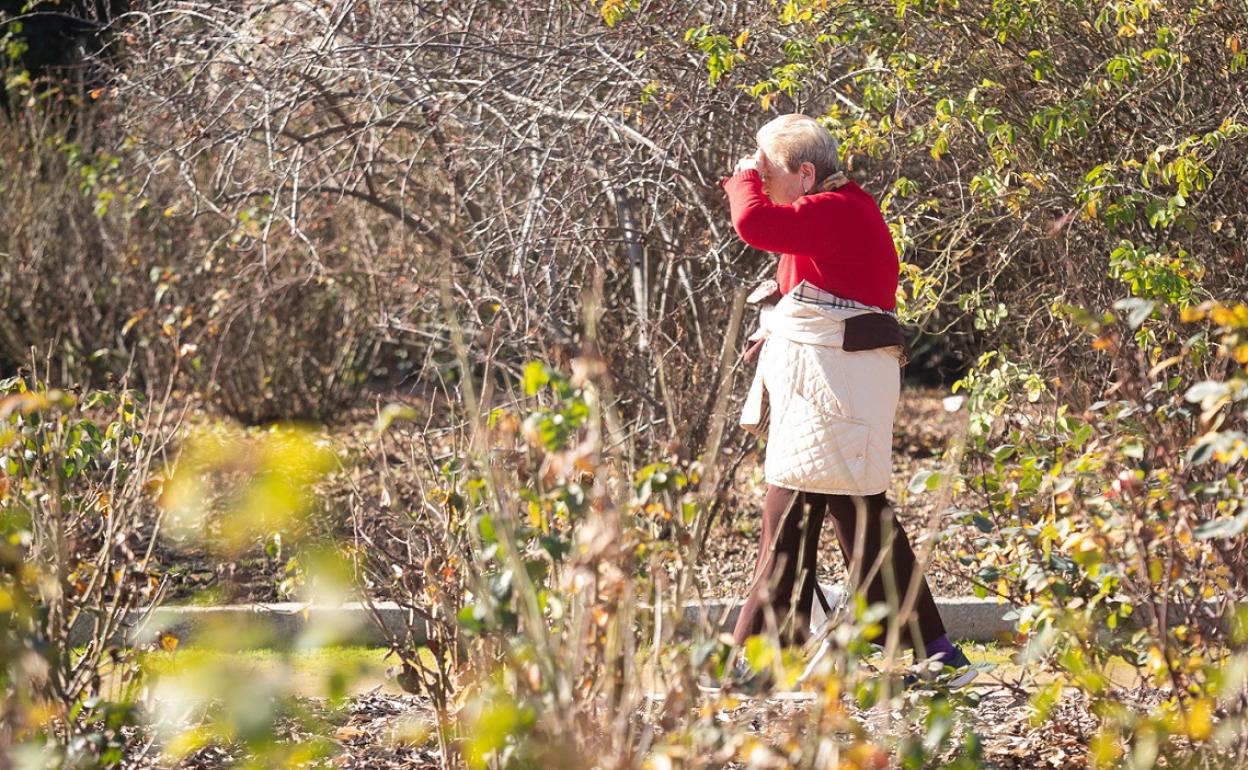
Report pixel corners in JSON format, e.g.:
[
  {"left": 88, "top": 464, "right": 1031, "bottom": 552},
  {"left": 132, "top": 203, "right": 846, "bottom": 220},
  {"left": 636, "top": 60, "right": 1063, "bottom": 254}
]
[{"left": 757, "top": 336, "right": 898, "bottom": 495}]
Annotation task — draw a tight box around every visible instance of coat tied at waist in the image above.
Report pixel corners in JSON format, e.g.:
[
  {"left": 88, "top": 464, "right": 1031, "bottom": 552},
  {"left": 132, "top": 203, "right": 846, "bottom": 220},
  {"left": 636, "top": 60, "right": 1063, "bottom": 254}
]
[{"left": 740, "top": 282, "right": 904, "bottom": 497}]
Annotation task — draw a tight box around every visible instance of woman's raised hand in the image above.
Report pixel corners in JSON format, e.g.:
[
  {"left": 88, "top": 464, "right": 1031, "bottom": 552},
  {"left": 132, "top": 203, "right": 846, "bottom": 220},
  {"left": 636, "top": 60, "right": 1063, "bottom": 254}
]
[{"left": 734, "top": 151, "right": 762, "bottom": 175}]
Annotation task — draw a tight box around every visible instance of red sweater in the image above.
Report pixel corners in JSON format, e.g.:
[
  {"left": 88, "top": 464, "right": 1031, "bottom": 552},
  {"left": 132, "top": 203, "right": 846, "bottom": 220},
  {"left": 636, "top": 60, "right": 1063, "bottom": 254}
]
[{"left": 722, "top": 169, "right": 899, "bottom": 311}]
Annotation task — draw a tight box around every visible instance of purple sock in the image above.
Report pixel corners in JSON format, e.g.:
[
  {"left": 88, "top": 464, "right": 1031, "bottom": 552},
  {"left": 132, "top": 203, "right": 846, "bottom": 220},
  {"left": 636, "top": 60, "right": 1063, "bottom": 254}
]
[{"left": 924, "top": 634, "right": 956, "bottom": 660}]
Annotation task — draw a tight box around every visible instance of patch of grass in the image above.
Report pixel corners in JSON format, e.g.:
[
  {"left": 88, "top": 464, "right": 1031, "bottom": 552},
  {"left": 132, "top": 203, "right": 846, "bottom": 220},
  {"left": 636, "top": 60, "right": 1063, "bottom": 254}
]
[
  {"left": 142, "top": 644, "right": 389, "bottom": 673},
  {"left": 960, "top": 641, "right": 1015, "bottom": 666},
  {"left": 129, "top": 645, "right": 415, "bottom": 698}
]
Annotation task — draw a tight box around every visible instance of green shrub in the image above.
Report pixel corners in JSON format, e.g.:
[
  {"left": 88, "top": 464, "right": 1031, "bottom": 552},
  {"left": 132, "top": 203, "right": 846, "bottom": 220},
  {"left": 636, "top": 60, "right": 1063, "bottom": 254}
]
[
  {"left": 931, "top": 298, "right": 1248, "bottom": 767},
  {"left": 0, "top": 378, "right": 156, "bottom": 768}
]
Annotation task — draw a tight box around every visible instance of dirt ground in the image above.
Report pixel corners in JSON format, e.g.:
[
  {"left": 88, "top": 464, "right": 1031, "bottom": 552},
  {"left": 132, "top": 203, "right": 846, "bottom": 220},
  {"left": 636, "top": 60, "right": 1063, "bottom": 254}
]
[{"left": 129, "top": 683, "right": 1116, "bottom": 770}]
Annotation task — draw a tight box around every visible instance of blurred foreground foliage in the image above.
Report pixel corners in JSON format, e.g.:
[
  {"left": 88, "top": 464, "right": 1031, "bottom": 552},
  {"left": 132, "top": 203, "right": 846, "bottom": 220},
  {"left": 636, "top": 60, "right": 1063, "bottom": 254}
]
[
  {"left": 1, "top": 318, "right": 1246, "bottom": 768},
  {"left": 1, "top": 0, "right": 1247, "bottom": 768}
]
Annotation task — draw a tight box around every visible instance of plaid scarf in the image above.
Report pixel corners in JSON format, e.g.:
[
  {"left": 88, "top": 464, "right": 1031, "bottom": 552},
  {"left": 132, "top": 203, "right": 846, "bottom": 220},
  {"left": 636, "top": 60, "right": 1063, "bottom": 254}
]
[
  {"left": 816, "top": 171, "right": 850, "bottom": 192},
  {"left": 791, "top": 281, "right": 895, "bottom": 316}
]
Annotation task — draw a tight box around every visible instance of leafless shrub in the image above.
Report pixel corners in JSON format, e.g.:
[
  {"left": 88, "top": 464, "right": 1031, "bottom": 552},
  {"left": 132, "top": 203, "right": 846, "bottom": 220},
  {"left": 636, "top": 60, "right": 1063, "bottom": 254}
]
[
  {"left": 0, "top": 101, "right": 180, "bottom": 385},
  {"left": 104, "top": 0, "right": 768, "bottom": 465}
]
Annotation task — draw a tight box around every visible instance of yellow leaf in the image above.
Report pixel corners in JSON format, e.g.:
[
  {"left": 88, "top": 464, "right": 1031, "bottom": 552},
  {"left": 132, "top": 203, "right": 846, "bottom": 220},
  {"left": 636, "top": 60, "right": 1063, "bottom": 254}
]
[
  {"left": 1062, "top": 531, "right": 1099, "bottom": 554},
  {"left": 165, "top": 725, "right": 211, "bottom": 759},
  {"left": 333, "top": 726, "right": 366, "bottom": 741},
  {"left": 1180, "top": 306, "right": 1207, "bottom": 323},
  {"left": 159, "top": 631, "right": 179, "bottom": 652},
  {"left": 1022, "top": 172, "right": 1046, "bottom": 191},
  {"left": 25, "top": 701, "right": 57, "bottom": 729},
  {"left": 1089, "top": 730, "right": 1122, "bottom": 769},
  {"left": 1029, "top": 681, "right": 1063, "bottom": 726},
  {"left": 1146, "top": 645, "right": 1167, "bottom": 676},
  {"left": 736, "top": 30, "right": 750, "bottom": 49},
  {"left": 1210, "top": 306, "right": 1233, "bottom": 326},
  {"left": 1185, "top": 698, "right": 1213, "bottom": 741}
]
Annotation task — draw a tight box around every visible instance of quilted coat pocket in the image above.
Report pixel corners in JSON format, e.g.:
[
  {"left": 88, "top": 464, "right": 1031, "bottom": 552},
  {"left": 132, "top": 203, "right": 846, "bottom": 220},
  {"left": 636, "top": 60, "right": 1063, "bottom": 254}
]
[{"left": 766, "top": 388, "right": 872, "bottom": 494}]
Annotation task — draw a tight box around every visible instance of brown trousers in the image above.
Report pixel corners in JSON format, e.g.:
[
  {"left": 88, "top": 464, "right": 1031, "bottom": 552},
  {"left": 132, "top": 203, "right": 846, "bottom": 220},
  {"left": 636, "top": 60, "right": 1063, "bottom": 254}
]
[{"left": 731, "top": 486, "right": 946, "bottom": 650}]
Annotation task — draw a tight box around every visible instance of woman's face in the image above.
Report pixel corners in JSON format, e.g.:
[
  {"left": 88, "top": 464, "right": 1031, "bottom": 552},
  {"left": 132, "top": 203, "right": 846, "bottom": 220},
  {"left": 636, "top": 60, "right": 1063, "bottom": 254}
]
[{"left": 758, "top": 148, "right": 814, "bottom": 205}]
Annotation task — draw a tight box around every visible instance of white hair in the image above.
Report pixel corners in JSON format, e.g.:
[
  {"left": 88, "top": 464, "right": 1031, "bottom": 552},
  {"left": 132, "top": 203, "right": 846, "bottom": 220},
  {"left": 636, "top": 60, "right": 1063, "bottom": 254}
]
[{"left": 756, "top": 114, "right": 841, "bottom": 182}]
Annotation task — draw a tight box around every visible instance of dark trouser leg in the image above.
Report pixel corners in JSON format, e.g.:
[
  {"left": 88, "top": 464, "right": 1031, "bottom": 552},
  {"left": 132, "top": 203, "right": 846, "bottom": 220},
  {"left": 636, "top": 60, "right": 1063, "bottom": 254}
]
[
  {"left": 824, "top": 493, "right": 946, "bottom": 651},
  {"left": 732, "top": 485, "right": 828, "bottom": 647}
]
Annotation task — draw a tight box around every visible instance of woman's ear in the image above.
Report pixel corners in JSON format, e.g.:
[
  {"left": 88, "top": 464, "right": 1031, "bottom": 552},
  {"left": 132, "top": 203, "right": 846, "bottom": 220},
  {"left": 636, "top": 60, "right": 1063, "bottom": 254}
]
[{"left": 801, "top": 161, "right": 816, "bottom": 192}]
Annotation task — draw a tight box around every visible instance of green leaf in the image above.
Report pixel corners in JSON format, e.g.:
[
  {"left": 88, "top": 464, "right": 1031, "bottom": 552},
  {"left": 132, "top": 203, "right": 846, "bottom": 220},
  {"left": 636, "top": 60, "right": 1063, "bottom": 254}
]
[
  {"left": 1187, "top": 438, "right": 1215, "bottom": 465},
  {"left": 743, "top": 635, "right": 777, "bottom": 672},
  {"left": 1029, "top": 681, "right": 1063, "bottom": 726},
  {"left": 538, "top": 535, "right": 571, "bottom": 562},
  {"left": 522, "top": 361, "right": 550, "bottom": 397},
  {"left": 908, "top": 470, "right": 935, "bottom": 493},
  {"left": 457, "top": 604, "right": 484, "bottom": 634},
  {"left": 376, "top": 403, "right": 418, "bottom": 433},
  {"left": 478, "top": 515, "right": 497, "bottom": 545},
  {"left": 989, "top": 444, "right": 1016, "bottom": 463}
]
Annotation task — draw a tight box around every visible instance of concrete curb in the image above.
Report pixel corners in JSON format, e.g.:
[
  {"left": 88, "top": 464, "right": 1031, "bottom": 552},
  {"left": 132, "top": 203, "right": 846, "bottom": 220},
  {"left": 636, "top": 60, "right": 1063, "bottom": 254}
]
[
  {"left": 69, "top": 602, "right": 426, "bottom": 648},
  {"left": 684, "top": 591, "right": 1016, "bottom": 643},
  {"left": 72, "top": 589, "right": 1017, "bottom": 648}
]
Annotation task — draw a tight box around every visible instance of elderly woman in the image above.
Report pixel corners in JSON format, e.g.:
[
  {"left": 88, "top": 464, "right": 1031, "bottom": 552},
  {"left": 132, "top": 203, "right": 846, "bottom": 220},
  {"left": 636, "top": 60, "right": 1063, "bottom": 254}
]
[{"left": 722, "top": 114, "right": 973, "bottom": 685}]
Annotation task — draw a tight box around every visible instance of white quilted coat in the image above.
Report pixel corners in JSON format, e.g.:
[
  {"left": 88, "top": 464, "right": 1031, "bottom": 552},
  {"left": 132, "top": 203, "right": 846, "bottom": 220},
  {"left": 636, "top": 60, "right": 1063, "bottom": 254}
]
[{"left": 740, "top": 293, "right": 902, "bottom": 496}]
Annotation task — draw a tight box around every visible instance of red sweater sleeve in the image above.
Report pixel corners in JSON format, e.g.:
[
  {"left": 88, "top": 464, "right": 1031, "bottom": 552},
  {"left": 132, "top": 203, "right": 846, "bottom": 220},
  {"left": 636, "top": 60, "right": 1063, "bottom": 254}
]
[
  {"left": 721, "top": 168, "right": 900, "bottom": 309},
  {"left": 722, "top": 170, "right": 829, "bottom": 255}
]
